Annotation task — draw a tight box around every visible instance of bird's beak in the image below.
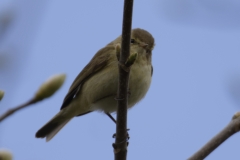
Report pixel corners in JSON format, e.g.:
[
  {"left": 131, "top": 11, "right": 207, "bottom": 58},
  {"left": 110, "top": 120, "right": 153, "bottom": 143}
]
[{"left": 139, "top": 42, "right": 148, "bottom": 49}]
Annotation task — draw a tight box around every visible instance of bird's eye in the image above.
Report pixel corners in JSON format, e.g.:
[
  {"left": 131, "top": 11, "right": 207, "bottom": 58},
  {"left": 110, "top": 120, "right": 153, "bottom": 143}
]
[{"left": 130, "top": 39, "right": 135, "bottom": 44}]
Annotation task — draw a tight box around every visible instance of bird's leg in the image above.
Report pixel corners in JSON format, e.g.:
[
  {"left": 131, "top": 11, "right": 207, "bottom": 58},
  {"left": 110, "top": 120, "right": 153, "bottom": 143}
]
[
  {"left": 105, "top": 112, "right": 116, "bottom": 124},
  {"left": 105, "top": 112, "right": 130, "bottom": 140}
]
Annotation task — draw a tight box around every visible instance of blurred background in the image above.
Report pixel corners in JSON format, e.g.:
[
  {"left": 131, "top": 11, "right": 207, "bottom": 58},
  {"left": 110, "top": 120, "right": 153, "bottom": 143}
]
[{"left": 0, "top": 0, "right": 240, "bottom": 159}]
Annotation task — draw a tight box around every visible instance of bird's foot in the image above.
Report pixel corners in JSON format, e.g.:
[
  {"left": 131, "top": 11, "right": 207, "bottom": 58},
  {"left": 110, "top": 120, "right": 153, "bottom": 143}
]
[
  {"left": 112, "top": 129, "right": 130, "bottom": 140},
  {"left": 112, "top": 129, "right": 130, "bottom": 152}
]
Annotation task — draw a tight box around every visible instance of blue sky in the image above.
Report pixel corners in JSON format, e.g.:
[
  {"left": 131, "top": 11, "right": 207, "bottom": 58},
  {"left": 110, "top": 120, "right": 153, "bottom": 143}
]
[{"left": 1, "top": 0, "right": 240, "bottom": 159}]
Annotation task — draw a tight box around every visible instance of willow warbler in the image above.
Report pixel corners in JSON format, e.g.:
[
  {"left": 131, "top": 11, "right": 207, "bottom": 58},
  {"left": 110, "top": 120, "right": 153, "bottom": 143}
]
[{"left": 36, "top": 28, "right": 155, "bottom": 141}]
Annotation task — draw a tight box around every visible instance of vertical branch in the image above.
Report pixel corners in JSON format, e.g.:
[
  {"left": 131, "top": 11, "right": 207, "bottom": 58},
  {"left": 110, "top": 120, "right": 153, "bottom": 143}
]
[{"left": 113, "top": 0, "right": 134, "bottom": 160}]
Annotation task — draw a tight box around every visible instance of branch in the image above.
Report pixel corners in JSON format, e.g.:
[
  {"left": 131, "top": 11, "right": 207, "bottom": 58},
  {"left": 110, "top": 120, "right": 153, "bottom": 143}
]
[
  {"left": 0, "top": 98, "right": 37, "bottom": 122},
  {"left": 0, "top": 74, "right": 66, "bottom": 122},
  {"left": 188, "top": 112, "right": 240, "bottom": 160},
  {"left": 113, "top": 1, "right": 134, "bottom": 160}
]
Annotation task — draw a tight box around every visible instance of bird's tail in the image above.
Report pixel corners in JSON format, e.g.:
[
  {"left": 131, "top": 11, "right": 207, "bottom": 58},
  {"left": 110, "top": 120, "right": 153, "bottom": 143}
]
[{"left": 35, "top": 111, "right": 72, "bottom": 142}]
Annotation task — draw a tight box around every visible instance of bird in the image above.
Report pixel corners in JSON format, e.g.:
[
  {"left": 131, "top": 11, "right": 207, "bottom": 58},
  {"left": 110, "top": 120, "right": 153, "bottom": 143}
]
[{"left": 35, "top": 28, "right": 155, "bottom": 141}]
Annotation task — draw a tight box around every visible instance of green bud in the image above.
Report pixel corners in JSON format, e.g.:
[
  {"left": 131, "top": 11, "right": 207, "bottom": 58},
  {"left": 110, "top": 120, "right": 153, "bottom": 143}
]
[
  {"left": 125, "top": 52, "right": 138, "bottom": 67},
  {"left": 0, "top": 149, "right": 12, "bottom": 160},
  {"left": 0, "top": 90, "right": 4, "bottom": 101},
  {"left": 115, "top": 44, "right": 121, "bottom": 61},
  {"left": 35, "top": 74, "right": 66, "bottom": 101}
]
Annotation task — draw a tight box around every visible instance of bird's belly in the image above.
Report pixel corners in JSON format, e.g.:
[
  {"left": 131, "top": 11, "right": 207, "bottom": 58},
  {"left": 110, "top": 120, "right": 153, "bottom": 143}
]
[
  {"left": 128, "top": 63, "right": 152, "bottom": 108},
  {"left": 90, "top": 63, "right": 152, "bottom": 113}
]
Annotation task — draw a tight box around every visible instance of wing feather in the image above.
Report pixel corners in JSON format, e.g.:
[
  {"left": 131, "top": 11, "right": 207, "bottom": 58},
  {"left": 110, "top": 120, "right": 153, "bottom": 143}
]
[{"left": 60, "top": 45, "right": 115, "bottom": 109}]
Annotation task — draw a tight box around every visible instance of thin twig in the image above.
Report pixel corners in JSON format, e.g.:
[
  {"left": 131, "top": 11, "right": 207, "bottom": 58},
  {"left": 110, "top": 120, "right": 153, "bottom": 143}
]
[
  {"left": 0, "top": 74, "right": 66, "bottom": 123},
  {"left": 0, "top": 98, "right": 38, "bottom": 122},
  {"left": 188, "top": 113, "right": 240, "bottom": 160},
  {"left": 113, "top": 0, "right": 134, "bottom": 160}
]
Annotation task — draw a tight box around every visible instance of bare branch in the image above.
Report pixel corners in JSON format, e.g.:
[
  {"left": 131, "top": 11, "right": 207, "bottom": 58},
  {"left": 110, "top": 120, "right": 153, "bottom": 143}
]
[
  {"left": 188, "top": 112, "right": 240, "bottom": 160},
  {"left": 0, "top": 98, "right": 37, "bottom": 122}
]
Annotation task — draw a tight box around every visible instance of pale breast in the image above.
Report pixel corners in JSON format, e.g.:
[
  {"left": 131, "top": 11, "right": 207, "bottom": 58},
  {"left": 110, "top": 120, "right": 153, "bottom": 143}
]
[
  {"left": 83, "top": 53, "right": 152, "bottom": 113},
  {"left": 128, "top": 62, "right": 152, "bottom": 108}
]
